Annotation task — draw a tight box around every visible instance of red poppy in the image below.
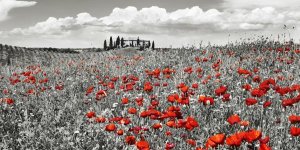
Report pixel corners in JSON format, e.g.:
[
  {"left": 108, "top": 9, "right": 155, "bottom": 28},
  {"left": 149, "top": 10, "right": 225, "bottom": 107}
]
[
  {"left": 290, "top": 126, "right": 300, "bottom": 136},
  {"left": 105, "top": 123, "right": 117, "bottom": 132},
  {"left": 136, "top": 140, "right": 150, "bottom": 150},
  {"left": 289, "top": 115, "right": 300, "bottom": 124},
  {"left": 225, "top": 132, "right": 245, "bottom": 147},
  {"left": 227, "top": 114, "right": 241, "bottom": 125},
  {"left": 242, "top": 84, "right": 252, "bottom": 91},
  {"left": 122, "top": 97, "right": 129, "bottom": 104},
  {"left": 245, "top": 98, "right": 258, "bottom": 106},
  {"left": 192, "top": 83, "right": 199, "bottom": 89},
  {"left": 152, "top": 123, "right": 162, "bottom": 129},
  {"left": 128, "top": 107, "right": 137, "bottom": 114},
  {"left": 185, "top": 116, "right": 199, "bottom": 131},
  {"left": 206, "top": 133, "right": 226, "bottom": 148},
  {"left": 166, "top": 120, "right": 176, "bottom": 128},
  {"left": 86, "top": 85, "right": 94, "bottom": 96},
  {"left": 125, "top": 136, "right": 136, "bottom": 145},
  {"left": 186, "top": 139, "right": 196, "bottom": 147},
  {"left": 165, "top": 131, "right": 172, "bottom": 136},
  {"left": 238, "top": 68, "right": 251, "bottom": 75},
  {"left": 259, "top": 144, "right": 272, "bottom": 150},
  {"left": 5, "top": 98, "right": 14, "bottom": 105},
  {"left": 259, "top": 136, "right": 270, "bottom": 144},
  {"left": 263, "top": 101, "right": 272, "bottom": 108},
  {"left": 215, "top": 85, "right": 227, "bottom": 96},
  {"left": 86, "top": 111, "right": 96, "bottom": 118},
  {"left": 117, "top": 129, "right": 124, "bottom": 135},
  {"left": 251, "top": 88, "right": 265, "bottom": 97},
  {"left": 244, "top": 129, "right": 262, "bottom": 143},
  {"left": 144, "top": 82, "right": 153, "bottom": 92},
  {"left": 165, "top": 142, "right": 175, "bottom": 150},
  {"left": 95, "top": 116, "right": 106, "bottom": 123},
  {"left": 181, "top": 85, "right": 189, "bottom": 93},
  {"left": 222, "top": 93, "right": 231, "bottom": 102}
]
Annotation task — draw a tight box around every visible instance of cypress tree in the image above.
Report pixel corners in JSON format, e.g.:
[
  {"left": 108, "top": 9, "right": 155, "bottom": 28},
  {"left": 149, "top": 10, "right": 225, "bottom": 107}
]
[
  {"left": 116, "top": 36, "right": 120, "bottom": 48},
  {"left": 152, "top": 41, "right": 155, "bottom": 50},
  {"left": 104, "top": 40, "right": 107, "bottom": 50},
  {"left": 109, "top": 36, "right": 113, "bottom": 50},
  {"left": 121, "top": 37, "right": 124, "bottom": 48}
]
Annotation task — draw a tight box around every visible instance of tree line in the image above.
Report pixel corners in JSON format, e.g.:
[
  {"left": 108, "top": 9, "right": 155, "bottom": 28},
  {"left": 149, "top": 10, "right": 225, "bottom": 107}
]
[{"left": 103, "top": 36, "right": 155, "bottom": 50}]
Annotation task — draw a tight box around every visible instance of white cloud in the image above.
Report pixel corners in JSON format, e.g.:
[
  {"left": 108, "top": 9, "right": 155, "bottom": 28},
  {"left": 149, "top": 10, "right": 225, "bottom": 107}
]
[{"left": 0, "top": 0, "right": 36, "bottom": 21}]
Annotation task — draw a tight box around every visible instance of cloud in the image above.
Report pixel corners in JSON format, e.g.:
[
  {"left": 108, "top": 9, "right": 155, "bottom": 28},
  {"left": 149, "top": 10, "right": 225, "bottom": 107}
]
[
  {"left": 222, "top": 0, "right": 300, "bottom": 9},
  {"left": 2, "top": 6, "right": 300, "bottom": 48},
  {"left": 0, "top": 0, "right": 37, "bottom": 21},
  {"left": 10, "top": 13, "right": 101, "bottom": 36}
]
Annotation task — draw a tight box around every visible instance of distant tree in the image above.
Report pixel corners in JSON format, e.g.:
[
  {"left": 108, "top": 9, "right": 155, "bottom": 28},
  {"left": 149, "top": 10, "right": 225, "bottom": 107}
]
[
  {"left": 0, "top": 44, "right": 2, "bottom": 50},
  {"left": 121, "top": 37, "right": 124, "bottom": 47},
  {"left": 116, "top": 36, "right": 120, "bottom": 48},
  {"left": 114, "top": 41, "right": 116, "bottom": 49},
  {"left": 104, "top": 40, "right": 107, "bottom": 50},
  {"left": 109, "top": 36, "right": 113, "bottom": 50},
  {"left": 137, "top": 37, "right": 140, "bottom": 46},
  {"left": 152, "top": 41, "right": 155, "bottom": 50}
]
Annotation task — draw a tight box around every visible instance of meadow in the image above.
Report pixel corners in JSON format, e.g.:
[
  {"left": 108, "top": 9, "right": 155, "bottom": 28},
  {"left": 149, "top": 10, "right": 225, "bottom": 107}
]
[{"left": 1, "top": 41, "right": 300, "bottom": 150}]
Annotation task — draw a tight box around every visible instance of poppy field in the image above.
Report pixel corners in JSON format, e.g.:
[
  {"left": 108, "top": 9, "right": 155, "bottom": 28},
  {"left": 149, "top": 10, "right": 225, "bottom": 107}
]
[{"left": 1, "top": 41, "right": 300, "bottom": 150}]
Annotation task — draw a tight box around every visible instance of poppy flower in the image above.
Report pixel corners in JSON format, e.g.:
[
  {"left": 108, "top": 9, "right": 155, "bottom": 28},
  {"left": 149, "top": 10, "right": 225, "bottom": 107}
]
[
  {"left": 192, "top": 83, "right": 199, "bottom": 89},
  {"left": 105, "top": 123, "right": 117, "bottom": 132},
  {"left": 242, "top": 84, "right": 252, "bottom": 91},
  {"left": 238, "top": 68, "right": 251, "bottom": 75},
  {"left": 206, "top": 133, "right": 226, "bottom": 148},
  {"left": 86, "top": 111, "right": 96, "bottom": 118},
  {"left": 290, "top": 126, "right": 300, "bottom": 136},
  {"left": 251, "top": 88, "right": 265, "bottom": 98},
  {"left": 181, "top": 85, "right": 189, "bottom": 93},
  {"left": 86, "top": 85, "right": 94, "bottom": 96},
  {"left": 244, "top": 129, "right": 262, "bottom": 143},
  {"left": 259, "top": 136, "right": 270, "bottom": 144},
  {"left": 185, "top": 116, "right": 199, "bottom": 131},
  {"left": 215, "top": 85, "right": 227, "bottom": 96},
  {"left": 122, "top": 97, "right": 129, "bottom": 104},
  {"left": 144, "top": 82, "right": 153, "bottom": 92},
  {"left": 117, "top": 129, "right": 124, "bottom": 135},
  {"left": 202, "top": 97, "right": 214, "bottom": 106},
  {"left": 128, "top": 107, "right": 137, "bottom": 114},
  {"left": 152, "top": 123, "right": 162, "bottom": 130},
  {"left": 165, "top": 131, "right": 172, "bottom": 136},
  {"left": 125, "top": 136, "right": 136, "bottom": 145},
  {"left": 259, "top": 144, "right": 272, "bottom": 150},
  {"left": 289, "top": 115, "right": 300, "bottom": 124},
  {"left": 245, "top": 98, "right": 258, "bottom": 106},
  {"left": 222, "top": 93, "right": 231, "bottom": 102},
  {"left": 136, "top": 140, "right": 150, "bottom": 150},
  {"left": 166, "top": 120, "right": 176, "bottom": 128},
  {"left": 120, "top": 118, "right": 131, "bottom": 125},
  {"left": 225, "top": 132, "right": 245, "bottom": 147},
  {"left": 227, "top": 114, "right": 241, "bottom": 125},
  {"left": 95, "top": 116, "right": 106, "bottom": 123},
  {"left": 165, "top": 142, "right": 175, "bottom": 150},
  {"left": 167, "top": 95, "right": 176, "bottom": 103},
  {"left": 96, "top": 90, "right": 107, "bottom": 100},
  {"left": 186, "top": 139, "right": 196, "bottom": 147},
  {"left": 263, "top": 101, "right": 272, "bottom": 108},
  {"left": 5, "top": 98, "right": 14, "bottom": 105}
]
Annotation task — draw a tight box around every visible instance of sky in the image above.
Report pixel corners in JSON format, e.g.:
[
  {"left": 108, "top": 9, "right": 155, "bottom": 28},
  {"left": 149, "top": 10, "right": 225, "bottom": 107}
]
[{"left": 0, "top": 0, "right": 299, "bottom": 48}]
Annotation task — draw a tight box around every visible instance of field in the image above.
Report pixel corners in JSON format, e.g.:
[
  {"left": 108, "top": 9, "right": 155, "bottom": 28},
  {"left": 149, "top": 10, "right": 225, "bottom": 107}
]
[{"left": 1, "top": 41, "right": 300, "bottom": 150}]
